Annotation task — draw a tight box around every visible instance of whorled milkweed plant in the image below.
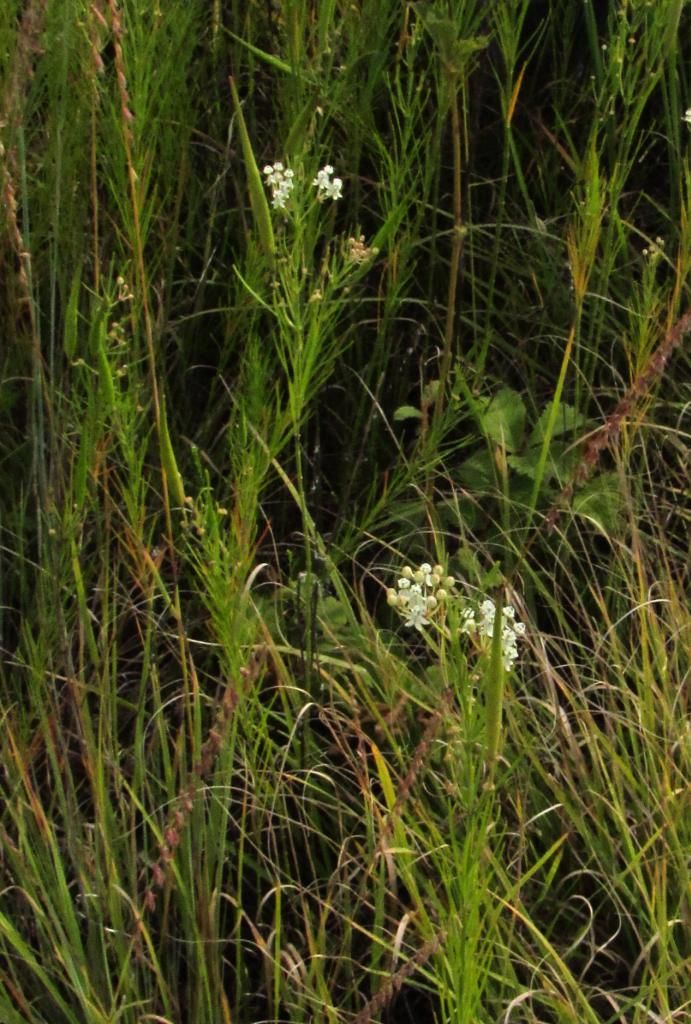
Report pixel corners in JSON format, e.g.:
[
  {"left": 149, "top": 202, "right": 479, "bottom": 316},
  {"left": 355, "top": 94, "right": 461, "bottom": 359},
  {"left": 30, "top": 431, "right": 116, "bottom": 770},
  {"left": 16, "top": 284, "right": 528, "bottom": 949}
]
[{"left": 385, "top": 558, "right": 526, "bottom": 774}]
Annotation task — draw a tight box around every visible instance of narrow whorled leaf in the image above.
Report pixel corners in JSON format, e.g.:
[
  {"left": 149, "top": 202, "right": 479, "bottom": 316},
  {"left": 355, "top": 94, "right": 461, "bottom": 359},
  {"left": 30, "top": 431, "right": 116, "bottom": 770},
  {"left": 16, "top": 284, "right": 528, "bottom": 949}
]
[
  {"left": 480, "top": 387, "right": 526, "bottom": 451},
  {"left": 159, "top": 392, "right": 186, "bottom": 509}
]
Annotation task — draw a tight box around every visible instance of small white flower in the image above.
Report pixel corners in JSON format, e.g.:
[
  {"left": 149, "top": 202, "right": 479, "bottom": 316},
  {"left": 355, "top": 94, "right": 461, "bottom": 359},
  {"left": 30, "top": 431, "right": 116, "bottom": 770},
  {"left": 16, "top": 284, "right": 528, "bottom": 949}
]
[
  {"left": 403, "top": 589, "right": 429, "bottom": 631},
  {"left": 478, "top": 600, "right": 497, "bottom": 638},
  {"left": 312, "top": 164, "right": 344, "bottom": 201},
  {"left": 405, "top": 607, "right": 429, "bottom": 631},
  {"left": 460, "top": 607, "right": 477, "bottom": 634},
  {"left": 682, "top": 108, "right": 691, "bottom": 125},
  {"left": 398, "top": 577, "right": 411, "bottom": 590}
]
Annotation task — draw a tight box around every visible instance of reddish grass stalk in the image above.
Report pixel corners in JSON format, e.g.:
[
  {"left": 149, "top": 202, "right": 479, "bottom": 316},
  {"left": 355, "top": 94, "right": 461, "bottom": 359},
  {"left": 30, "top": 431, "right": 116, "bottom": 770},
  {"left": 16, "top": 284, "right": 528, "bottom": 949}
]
[
  {"left": 544, "top": 308, "right": 691, "bottom": 532},
  {"left": 0, "top": 0, "right": 48, "bottom": 345},
  {"left": 351, "top": 927, "right": 447, "bottom": 1024},
  {"left": 141, "top": 647, "right": 267, "bottom": 914},
  {"left": 388, "top": 687, "right": 453, "bottom": 828}
]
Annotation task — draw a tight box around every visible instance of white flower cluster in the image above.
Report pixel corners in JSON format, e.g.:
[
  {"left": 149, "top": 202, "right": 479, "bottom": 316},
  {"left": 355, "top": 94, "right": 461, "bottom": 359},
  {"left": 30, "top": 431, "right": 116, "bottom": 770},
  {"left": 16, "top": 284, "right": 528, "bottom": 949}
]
[
  {"left": 262, "top": 161, "right": 344, "bottom": 210},
  {"left": 385, "top": 560, "right": 527, "bottom": 670},
  {"left": 386, "top": 563, "right": 457, "bottom": 632},
  {"left": 460, "top": 599, "right": 526, "bottom": 671},
  {"left": 682, "top": 109, "right": 691, "bottom": 125},
  {"left": 263, "top": 162, "right": 295, "bottom": 209},
  {"left": 312, "top": 164, "right": 343, "bottom": 201}
]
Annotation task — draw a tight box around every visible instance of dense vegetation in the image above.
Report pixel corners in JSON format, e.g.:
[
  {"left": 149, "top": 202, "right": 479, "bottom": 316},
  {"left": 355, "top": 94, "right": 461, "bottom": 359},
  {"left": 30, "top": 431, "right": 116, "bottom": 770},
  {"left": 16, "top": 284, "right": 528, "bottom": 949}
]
[{"left": 0, "top": 1, "right": 689, "bottom": 1022}]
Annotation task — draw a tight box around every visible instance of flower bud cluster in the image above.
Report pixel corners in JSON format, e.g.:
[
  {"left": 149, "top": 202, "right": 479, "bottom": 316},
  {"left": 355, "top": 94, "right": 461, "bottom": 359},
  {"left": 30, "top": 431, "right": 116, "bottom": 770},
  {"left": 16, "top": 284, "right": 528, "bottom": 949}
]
[
  {"left": 460, "top": 599, "right": 526, "bottom": 671},
  {"left": 386, "top": 562, "right": 457, "bottom": 632},
  {"left": 386, "top": 559, "right": 527, "bottom": 670},
  {"left": 347, "top": 234, "right": 379, "bottom": 264}
]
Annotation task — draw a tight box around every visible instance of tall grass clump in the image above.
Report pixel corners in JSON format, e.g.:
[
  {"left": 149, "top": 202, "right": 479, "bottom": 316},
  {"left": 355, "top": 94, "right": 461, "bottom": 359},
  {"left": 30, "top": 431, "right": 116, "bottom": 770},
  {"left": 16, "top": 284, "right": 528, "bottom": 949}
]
[{"left": 0, "top": 1, "right": 689, "bottom": 1022}]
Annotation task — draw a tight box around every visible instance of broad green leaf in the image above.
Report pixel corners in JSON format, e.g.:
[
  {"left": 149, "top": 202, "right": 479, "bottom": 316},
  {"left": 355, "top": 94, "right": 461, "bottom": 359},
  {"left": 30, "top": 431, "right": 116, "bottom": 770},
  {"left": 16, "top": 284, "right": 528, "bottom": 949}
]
[
  {"left": 509, "top": 441, "right": 580, "bottom": 483},
  {"left": 507, "top": 475, "right": 535, "bottom": 507},
  {"left": 480, "top": 388, "right": 526, "bottom": 451},
  {"left": 319, "top": 595, "right": 353, "bottom": 633},
  {"left": 393, "top": 405, "right": 422, "bottom": 422},
  {"left": 572, "top": 473, "right": 624, "bottom": 536},
  {"left": 414, "top": 7, "right": 489, "bottom": 75},
  {"left": 506, "top": 449, "right": 541, "bottom": 479},
  {"left": 458, "top": 449, "right": 495, "bottom": 490},
  {"left": 439, "top": 496, "right": 479, "bottom": 530},
  {"left": 529, "top": 402, "right": 585, "bottom": 446}
]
